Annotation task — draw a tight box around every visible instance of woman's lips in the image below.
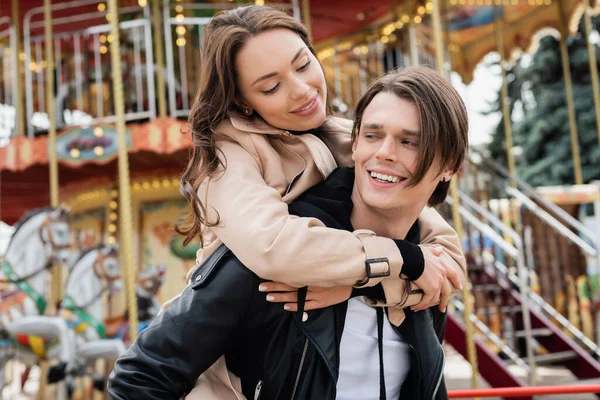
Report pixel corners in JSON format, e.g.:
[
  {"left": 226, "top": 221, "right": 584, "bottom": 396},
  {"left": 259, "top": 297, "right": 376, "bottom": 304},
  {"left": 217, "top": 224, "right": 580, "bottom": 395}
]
[{"left": 291, "top": 94, "right": 319, "bottom": 116}]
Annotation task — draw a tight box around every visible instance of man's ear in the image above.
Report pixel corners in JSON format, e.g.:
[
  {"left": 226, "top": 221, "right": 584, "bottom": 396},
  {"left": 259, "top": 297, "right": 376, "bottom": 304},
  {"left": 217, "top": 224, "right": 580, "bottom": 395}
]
[
  {"left": 351, "top": 136, "right": 358, "bottom": 157},
  {"left": 441, "top": 169, "right": 454, "bottom": 182}
]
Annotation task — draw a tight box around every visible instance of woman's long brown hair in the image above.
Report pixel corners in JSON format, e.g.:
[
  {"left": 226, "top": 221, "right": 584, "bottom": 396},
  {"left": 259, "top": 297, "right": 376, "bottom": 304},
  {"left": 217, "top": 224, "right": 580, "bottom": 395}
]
[{"left": 177, "top": 5, "right": 317, "bottom": 247}]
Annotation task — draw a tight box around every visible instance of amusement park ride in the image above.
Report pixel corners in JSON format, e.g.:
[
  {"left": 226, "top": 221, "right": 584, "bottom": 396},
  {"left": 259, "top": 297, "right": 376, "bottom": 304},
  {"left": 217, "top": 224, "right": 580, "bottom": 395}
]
[{"left": 0, "top": 0, "right": 600, "bottom": 398}]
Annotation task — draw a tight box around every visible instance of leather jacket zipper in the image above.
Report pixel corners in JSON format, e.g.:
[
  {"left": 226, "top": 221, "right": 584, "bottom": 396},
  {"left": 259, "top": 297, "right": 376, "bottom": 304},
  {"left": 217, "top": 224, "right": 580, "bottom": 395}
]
[
  {"left": 291, "top": 338, "right": 309, "bottom": 400},
  {"left": 254, "top": 380, "right": 263, "bottom": 400},
  {"left": 335, "top": 308, "right": 343, "bottom": 377},
  {"left": 431, "top": 351, "right": 445, "bottom": 399}
]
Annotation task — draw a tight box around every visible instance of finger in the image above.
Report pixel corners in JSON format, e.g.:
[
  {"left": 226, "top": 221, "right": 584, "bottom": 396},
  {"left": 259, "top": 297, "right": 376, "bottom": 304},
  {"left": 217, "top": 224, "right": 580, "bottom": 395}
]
[
  {"left": 282, "top": 303, "right": 298, "bottom": 312},
  {"left": 413, "top": 292, "right": 434, "bottom": 311},
  {"left": 430, "top": 245, "right": 443, "bottom": 257},
  {"left": 303, "top": 300, "right": 323, "bottom": 311},
  {"left": 259, "top": 282, "right": 297, "bottom": 292},
  {"left": 266, "top": 292, "right": 298, "bottom": 303},
  {"left": 438, "top": 281, "right": 452, "bottom": 312},
  {"left": 446, "top": 268, "right": 462, "bottom": 290}
]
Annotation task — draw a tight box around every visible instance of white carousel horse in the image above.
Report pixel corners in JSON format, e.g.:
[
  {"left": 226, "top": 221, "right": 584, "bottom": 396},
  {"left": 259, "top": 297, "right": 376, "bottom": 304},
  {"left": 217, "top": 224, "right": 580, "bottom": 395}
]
[
  {"left": 0, "top": 205, "right": 76, "bottom": 398},
  {"left": 60, "top": 243, "right": 126, "bottom": 378}
]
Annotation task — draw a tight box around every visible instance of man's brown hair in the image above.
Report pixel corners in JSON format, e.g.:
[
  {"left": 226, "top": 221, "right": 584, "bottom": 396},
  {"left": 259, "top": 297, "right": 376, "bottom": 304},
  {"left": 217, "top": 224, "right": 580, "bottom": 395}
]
[{"left": 351, "top": 67, "right": 469, "bottom": 206}]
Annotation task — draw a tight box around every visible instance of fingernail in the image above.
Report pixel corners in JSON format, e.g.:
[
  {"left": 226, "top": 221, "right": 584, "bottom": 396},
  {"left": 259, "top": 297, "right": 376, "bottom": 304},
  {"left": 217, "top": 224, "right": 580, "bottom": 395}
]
[
  {"left": 258, "top": 285, "right": 267, "bottom": 292},
  {"left": 266, "top": 295, "right": 275, "bottom": 301},
  {"left": 284, "top": 305, "right": 291, "bottom": 310}
]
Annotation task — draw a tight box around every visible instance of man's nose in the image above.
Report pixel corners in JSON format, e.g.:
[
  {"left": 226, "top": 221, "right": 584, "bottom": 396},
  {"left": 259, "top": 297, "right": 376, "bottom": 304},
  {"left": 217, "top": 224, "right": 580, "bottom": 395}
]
[{"left": 375, "top": 137, "right": 398, "bottom": 162}]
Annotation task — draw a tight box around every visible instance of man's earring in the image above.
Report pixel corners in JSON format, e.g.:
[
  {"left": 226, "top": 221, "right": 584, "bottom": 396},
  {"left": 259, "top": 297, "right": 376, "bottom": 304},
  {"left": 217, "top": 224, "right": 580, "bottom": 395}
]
[{"left": 244, "top": 108, "right": 253, "bottom": 116}]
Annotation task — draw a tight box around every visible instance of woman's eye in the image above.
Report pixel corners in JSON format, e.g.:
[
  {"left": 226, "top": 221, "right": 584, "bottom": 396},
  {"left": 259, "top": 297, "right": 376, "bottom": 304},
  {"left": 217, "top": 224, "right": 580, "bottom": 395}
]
[
  {"left": 297, "top": 60, "right": 311, "bottom": 71},
  {"left": 403, "top": 140, "right": 419, "bottom": 147},
  {"left": 261, "top": 83, "right": 280, "bottom": 95}
]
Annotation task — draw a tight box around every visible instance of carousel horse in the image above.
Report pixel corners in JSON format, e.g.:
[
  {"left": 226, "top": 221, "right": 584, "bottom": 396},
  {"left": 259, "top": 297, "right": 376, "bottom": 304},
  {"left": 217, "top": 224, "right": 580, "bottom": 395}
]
[
  {"left": 115, "top": 263, "right": 167, "bottom": 341},
  {"left": 59, "top": 243, "right": 126, "bottom": 386},
  {"left": 0, "top": 206, "right": 76, "bottom": 398},
  {"left": 136, "top": 263, "right": 166, "bottom": 329}
]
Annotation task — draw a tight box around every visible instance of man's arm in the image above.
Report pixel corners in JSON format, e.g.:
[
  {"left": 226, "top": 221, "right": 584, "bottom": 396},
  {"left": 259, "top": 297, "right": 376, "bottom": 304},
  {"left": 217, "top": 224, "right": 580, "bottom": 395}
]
[{"left": 108, "top": 249, "right": 256, "bottom": 399}]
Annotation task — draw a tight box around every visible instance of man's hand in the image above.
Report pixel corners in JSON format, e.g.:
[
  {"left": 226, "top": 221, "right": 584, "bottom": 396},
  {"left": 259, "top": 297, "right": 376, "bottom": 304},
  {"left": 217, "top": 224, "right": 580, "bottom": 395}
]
[
  {"left": 412, "top": 245, "right": 462, "bottom": 312},
  {"left": 258, "top": 282, "right": 352, "bottom": 311}
]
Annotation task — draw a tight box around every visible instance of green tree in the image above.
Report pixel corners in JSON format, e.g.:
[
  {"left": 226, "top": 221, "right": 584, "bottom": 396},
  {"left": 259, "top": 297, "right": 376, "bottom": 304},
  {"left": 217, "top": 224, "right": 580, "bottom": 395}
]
[{"left": 487, "top": 16, "right": 600, "bottom": 186}]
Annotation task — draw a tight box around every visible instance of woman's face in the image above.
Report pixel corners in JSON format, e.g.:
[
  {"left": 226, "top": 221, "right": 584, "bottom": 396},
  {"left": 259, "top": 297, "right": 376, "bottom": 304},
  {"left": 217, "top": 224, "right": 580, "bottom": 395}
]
[{"left": 235, "top": 28, "right": 328, "bottom": 132}]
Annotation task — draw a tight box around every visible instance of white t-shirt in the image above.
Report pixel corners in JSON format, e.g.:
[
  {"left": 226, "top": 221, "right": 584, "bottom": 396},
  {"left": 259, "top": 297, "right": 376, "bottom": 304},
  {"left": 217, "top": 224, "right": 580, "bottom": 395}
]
[{"left": 336, "top": 297, "right": 411, "bottom": 400}]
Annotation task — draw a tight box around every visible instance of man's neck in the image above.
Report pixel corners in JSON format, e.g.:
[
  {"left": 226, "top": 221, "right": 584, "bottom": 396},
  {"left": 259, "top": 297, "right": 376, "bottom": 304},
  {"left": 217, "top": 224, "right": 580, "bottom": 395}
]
[{"left": 350, "top": 188, "right": 424, "bottom": 240}]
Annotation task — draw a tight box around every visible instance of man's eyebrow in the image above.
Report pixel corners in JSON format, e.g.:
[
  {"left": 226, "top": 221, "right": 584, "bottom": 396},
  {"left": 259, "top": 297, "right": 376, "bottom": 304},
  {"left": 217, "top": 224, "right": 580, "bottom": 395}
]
[
  {"left": 362, "top": 122, "right": 384, "bottom": 130},
  {"left": 403, "top": 129, "right": 421, "bottom": 137},
  {"left": 362, "top": 122, "right": 421, "bottom": 137},
  {"left": 251, "top": 48, "right": 306, "bottom": 87}
]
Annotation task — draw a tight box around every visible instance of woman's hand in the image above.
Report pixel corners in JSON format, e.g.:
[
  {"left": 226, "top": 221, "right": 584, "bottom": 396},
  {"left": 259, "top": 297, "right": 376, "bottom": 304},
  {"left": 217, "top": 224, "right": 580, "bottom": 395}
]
[
  {"left": 259, "top": 282, "right": 352, "bottom": 311},
  {"left": 412, "top": 244, "right": 462, "bottom": 312}
]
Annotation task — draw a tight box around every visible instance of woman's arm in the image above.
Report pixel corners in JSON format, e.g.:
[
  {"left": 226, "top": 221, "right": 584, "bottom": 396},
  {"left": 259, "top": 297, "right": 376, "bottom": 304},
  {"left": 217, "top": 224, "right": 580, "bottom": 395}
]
[
  {"left": 108, "top": 251, "right": 256, "bottom": 399},
  {"left": 200, "top": 140, "right": 404, "bottom": 292}
]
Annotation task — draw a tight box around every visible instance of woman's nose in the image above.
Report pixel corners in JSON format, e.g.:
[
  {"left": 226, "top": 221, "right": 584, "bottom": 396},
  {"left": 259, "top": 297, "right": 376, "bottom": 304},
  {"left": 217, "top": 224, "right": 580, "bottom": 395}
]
[{"left": 290, "top": 76, "right": 311, "bottom": 100}]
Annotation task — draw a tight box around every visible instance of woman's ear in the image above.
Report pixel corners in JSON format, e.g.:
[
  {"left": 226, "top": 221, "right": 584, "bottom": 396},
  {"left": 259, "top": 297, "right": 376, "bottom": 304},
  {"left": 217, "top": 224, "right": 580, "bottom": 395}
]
[{"left": 234, "top": 98, "right": 253, "bottom": 116}]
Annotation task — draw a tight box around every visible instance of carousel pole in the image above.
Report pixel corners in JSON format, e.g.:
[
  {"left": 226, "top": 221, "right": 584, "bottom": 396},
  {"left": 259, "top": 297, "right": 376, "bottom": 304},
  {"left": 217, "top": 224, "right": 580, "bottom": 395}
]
[
  {"left": 107, "top": 0, "right": 139, "bottom": 340},
  {"left": 492, "top": 4, "right": 517, "bottom": 185},
  {"left": 493, "top": 4, "right": 536, "bottom": 385},
  {"left": 408, "top": 0, "right": 420, "bottom": 66},
  {"left": 44, "top": 0, "right": 61, "bottom": 308},
  {"left": 152, "top": 0, "right": 167, "bottom": 119},
  {"left": 301, "top": 0, "right": 312, "bottom": 42},
  {"left": 11, "top": 0, "right": 25, "bottom": 136},
  {"left": 431, "top": 0, "right": 479, "bottom": 393},
  {"left": 582, "top": 0, "right": 600, "bottom": 149},
  {"left": 557, "top": 0, "right": 584, "bottom": 184},
  {"left": 41, "top": 3, "right": 60, "bottom": 399}
]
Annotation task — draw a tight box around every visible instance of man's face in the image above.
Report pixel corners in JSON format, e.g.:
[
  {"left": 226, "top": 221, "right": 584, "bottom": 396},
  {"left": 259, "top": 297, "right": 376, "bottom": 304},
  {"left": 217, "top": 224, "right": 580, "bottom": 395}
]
[{"left": 352, "top": 92, "right": 447, "bottom": 213}]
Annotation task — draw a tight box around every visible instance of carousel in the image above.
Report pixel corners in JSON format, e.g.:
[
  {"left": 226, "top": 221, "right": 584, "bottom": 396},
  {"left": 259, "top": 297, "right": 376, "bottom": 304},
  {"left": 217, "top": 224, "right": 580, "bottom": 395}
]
[{"left": 1, "top": 0, "right": 600, "bottom": 398}]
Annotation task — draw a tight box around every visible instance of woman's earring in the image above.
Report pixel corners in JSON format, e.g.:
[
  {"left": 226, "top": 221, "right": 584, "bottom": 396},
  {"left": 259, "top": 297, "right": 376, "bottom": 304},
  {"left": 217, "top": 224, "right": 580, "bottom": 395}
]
[{"left": 244, "top": 108, "right": 252, "bottom": 116}]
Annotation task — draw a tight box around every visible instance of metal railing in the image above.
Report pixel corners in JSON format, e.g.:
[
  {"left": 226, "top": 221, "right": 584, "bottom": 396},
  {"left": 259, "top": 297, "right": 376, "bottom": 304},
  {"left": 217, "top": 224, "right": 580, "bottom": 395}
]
[
  {"left": 23, "top": 0, "right": 156, "bottom": 137},
  {"left": 469, "top": 151, "right": 599, "bottom": 252},
  {"left": 0, "top": 17, "right": 17, "bottom": 141},
  {"left": 446, "top": 194, "right": 537, "bottom": 383}
]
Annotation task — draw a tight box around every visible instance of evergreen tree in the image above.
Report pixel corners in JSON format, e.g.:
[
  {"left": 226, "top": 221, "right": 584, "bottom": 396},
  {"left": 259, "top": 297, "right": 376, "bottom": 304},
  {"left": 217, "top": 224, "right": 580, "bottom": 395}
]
[{"left": 486, "top": 15, "right": 600, "bottom": 186}]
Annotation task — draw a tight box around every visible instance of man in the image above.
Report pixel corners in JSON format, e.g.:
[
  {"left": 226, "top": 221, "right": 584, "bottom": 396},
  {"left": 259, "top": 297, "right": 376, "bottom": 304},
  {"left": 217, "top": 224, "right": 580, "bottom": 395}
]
[{"left": 108, "top": 67, "right": 468, "bottom": 400}]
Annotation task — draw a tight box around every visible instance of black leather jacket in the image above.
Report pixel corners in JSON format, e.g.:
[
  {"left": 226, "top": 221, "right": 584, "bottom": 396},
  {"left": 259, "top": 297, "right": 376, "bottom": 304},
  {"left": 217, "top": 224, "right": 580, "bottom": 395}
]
[
  {"left": 108, "top": 168, "right": 449, "bottom": 400},
  {"left": 109, "top": 245, "right": 448, "bottom": 400}
]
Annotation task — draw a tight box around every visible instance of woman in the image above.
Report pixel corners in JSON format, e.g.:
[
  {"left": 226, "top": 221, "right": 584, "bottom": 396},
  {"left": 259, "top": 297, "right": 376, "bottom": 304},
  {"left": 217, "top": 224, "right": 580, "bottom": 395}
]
[{"left": 172, "top": 5, "right": 465, "bottom": 398}]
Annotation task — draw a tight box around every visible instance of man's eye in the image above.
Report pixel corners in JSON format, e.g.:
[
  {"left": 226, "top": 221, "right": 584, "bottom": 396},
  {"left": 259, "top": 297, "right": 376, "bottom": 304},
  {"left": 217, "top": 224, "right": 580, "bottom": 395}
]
[
  {"left": 261, "top": 83, "right": 280, "bottom": 95},
  {"left": 403, "top": 140, "right": 419, "bottom": 147}
]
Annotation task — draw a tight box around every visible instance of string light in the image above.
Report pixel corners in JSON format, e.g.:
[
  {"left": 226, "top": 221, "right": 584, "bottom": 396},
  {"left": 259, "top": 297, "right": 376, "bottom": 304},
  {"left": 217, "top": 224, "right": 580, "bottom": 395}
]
[
  {"left": 176, "top": 26, "right": 186, "bottom": 35},
  {"left": 98, "top": 3, "right": 106, "bottom": 12},
  {"left": 138, "top": 0, "right": 147, "bottom": 6}
]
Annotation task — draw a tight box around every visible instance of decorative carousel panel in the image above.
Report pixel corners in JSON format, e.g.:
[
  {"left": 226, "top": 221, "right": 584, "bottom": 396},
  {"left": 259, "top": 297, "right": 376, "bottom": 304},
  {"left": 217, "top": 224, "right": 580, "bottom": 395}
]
[{"left": 138, "top": 198, "right": 197, "bottom": 304}]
